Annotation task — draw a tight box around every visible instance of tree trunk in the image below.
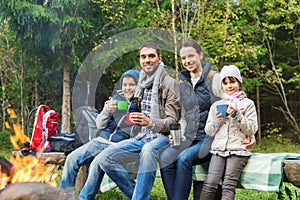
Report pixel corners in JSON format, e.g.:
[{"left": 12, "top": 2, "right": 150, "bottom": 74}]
[
  {"left": 171, "top": 0, "right": 179, "bottom": 74},
  {"left": 1, "top": 71, "right": 5, "bottom": 131},
  {"left": 20, "top": 59, "right": 24, "bottom": 130},
  {"left": 61, "top": 47, "right": 71, "bottom": 134},
  {"left": 256, "top": 85, "right": 261, "bottom": 142}
]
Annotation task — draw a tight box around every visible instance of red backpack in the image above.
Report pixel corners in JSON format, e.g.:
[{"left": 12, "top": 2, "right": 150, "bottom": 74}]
[{"left": 28, "top": 105, "right": 60, "bottom": 152}]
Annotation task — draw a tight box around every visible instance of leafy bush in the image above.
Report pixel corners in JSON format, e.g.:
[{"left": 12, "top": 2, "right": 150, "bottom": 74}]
[{"left": 0, "top": 130, "right": 14, "bottom": 159}]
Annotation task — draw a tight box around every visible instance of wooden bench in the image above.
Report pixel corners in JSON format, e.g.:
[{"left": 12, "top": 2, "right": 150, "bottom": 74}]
[
  {"left": 11, "top": 151, "right": 299, "bottom": 198},
  {"left": 98, "top": 153, "right": 300, "bottom": 198}
]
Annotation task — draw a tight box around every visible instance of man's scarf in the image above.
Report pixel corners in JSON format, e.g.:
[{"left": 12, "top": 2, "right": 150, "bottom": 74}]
[{"left": 134, "top": 62, "right": 165, "bottom": 119}]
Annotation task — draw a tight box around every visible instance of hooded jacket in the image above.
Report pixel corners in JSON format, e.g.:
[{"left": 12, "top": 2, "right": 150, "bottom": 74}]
[{"left": 96, "top": 91, "right": 132, "bottom": 142}]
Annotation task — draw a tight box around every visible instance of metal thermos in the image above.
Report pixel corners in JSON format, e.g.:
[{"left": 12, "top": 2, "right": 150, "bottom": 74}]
[{"left": 170, "top": 123, "right": 181, "bottom": 146}]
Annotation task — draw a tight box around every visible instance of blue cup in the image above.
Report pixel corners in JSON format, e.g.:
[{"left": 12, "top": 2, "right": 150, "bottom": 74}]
[{"left": 216, "top": 104, "right": 229, "bottom": 117}]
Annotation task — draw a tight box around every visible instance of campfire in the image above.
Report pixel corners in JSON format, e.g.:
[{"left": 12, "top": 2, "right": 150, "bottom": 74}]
[
  {"left": 0, "top": 154, "right": 59, "bottom": 189},
  {"left": 0, "top": 108, "right": 75, "bottom": 200}
]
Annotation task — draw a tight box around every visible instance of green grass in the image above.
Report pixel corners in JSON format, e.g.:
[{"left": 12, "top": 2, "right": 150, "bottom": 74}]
[{"left": 1, "top": 130, "right": 300, "bottom": 199}]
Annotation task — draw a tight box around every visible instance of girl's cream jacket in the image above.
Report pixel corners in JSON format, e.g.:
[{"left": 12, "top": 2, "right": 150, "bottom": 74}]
[{"left": 205, "top": 98, "right": 258, "bottom": 151}]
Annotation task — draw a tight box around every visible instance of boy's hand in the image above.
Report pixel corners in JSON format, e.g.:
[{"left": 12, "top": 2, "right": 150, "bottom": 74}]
[{"left": 105, "top": 97, "right": 117, "bottom": 113}]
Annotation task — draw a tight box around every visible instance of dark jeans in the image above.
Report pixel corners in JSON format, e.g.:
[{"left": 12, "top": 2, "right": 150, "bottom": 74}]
[{"left": 160, "top": 136, "right": 213, "bottom": 200}]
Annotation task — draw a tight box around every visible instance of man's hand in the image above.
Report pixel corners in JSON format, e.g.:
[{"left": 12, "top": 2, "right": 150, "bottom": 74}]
[{"left": 129, "top": 112, "right": 152, "bottom": 127}]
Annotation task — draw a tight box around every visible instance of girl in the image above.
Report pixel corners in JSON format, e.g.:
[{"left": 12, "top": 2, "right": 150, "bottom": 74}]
[{"left": 200, "top": 65, "right": 258, "bottom": 200}]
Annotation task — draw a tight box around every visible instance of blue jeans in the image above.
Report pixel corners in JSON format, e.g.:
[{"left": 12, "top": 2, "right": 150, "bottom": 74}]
[
  {"left": 59, "top": 138, "right": 110, "bottom": 200},
  {"left": 160, "top": 136, "right": 213, "bottom": 200},
  {"left": 98, "top": 136, "right": 170, "bottom": 200}
]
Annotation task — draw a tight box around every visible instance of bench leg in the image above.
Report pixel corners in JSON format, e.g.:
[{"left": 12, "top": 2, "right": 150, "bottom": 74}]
[
  {"left": 193, "top": 180, "right": 222, "bottom": 200},
  {"left": 75, "top": 165, "right": 88, "bottom": 191}
]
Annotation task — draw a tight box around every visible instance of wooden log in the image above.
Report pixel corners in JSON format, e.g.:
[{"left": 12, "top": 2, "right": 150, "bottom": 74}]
[
  {"left": 0, "top": 182, "right": 76, "bottom": 200},
  {"left": 39, "top": 152, "right": 66, "bottom": 160},
  {"left": 0, "top": 156, "right": 13, "bottom": 176},
  {"left": 11, "top": 150, "right": 22, "bottom": 157},
  {"left": 283, "top": 160, "right": 300, "bottom": 187},
  {"left": 12, "top": 150, "right": 66, "bottom": 163}
]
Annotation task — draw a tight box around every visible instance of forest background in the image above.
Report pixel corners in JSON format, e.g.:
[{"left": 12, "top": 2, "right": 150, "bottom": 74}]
[{"left": 0, "top": 0, "right": 299, "bottom": 145}]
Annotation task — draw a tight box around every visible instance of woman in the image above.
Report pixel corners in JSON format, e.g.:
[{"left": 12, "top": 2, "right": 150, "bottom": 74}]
[
  {"left": 159, "top": 40, "right": 255, "bottom": 200},
  {"left": 159, "top": 40, "right": 219, "bottom": 200}
]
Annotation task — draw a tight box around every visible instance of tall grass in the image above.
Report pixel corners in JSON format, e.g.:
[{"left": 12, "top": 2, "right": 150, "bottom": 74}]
[{"left": 1, "top": 131, "right": 300, "bottom": 199}]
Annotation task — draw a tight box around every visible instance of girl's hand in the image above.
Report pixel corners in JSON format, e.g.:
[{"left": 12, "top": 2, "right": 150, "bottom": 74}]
[
  {"left": 226, "top": 105, "right": 236, "bottom": 115},
  {"left": 216, "top": 112, "right": 226, "bottom": 123}
]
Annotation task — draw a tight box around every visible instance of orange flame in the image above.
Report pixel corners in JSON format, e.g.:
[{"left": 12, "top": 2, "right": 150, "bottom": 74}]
[
  {"left": 1, "top": 108, "right": 61, "bottom": 190},
  {"left": 0, "top": 165, "right": 11, "bottom": 189},
  {"left": 9, "top": 124, "right": 30, "bottom": 150},
  {"left": 4, "top": 121, "right": 11, "bottom": 129},
  {"left": 0, "top": 155, "right": 61, "bottom": 190},
  {"left": 7, "top": 108, "right": 17, "bottom": 119}
]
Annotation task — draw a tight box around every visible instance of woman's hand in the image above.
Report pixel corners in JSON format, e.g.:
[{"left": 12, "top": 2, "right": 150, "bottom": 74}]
[
  {"left": 242, "top": 136, "right": 256, "bottom": 150},
  {"left": 168, "top": 135, "right": 174, "bottom": 145}
]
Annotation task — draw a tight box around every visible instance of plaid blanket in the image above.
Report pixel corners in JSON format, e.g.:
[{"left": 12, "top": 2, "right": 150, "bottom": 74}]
[
  {"left": 100, "top": 153, "right": 300, "bottom": 193},
  {"left": 194, "top": 153, "right": 300, "bottom": 192}
]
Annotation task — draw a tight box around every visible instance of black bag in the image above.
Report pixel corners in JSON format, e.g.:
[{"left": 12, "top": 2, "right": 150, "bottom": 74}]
[
  {"left": 48, "top": 106, "right": 101, "bottom": 155},
  {"left": 49, "top": 133, "right": 75, "bottom": 152},
  {"left": 73, "top": 106, "right": 101, "bottom": 148}
]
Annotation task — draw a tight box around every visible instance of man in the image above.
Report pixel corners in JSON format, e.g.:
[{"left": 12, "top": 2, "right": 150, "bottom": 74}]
[{"left": 97, "top": 42, "right": 181, "bottom": 200}]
